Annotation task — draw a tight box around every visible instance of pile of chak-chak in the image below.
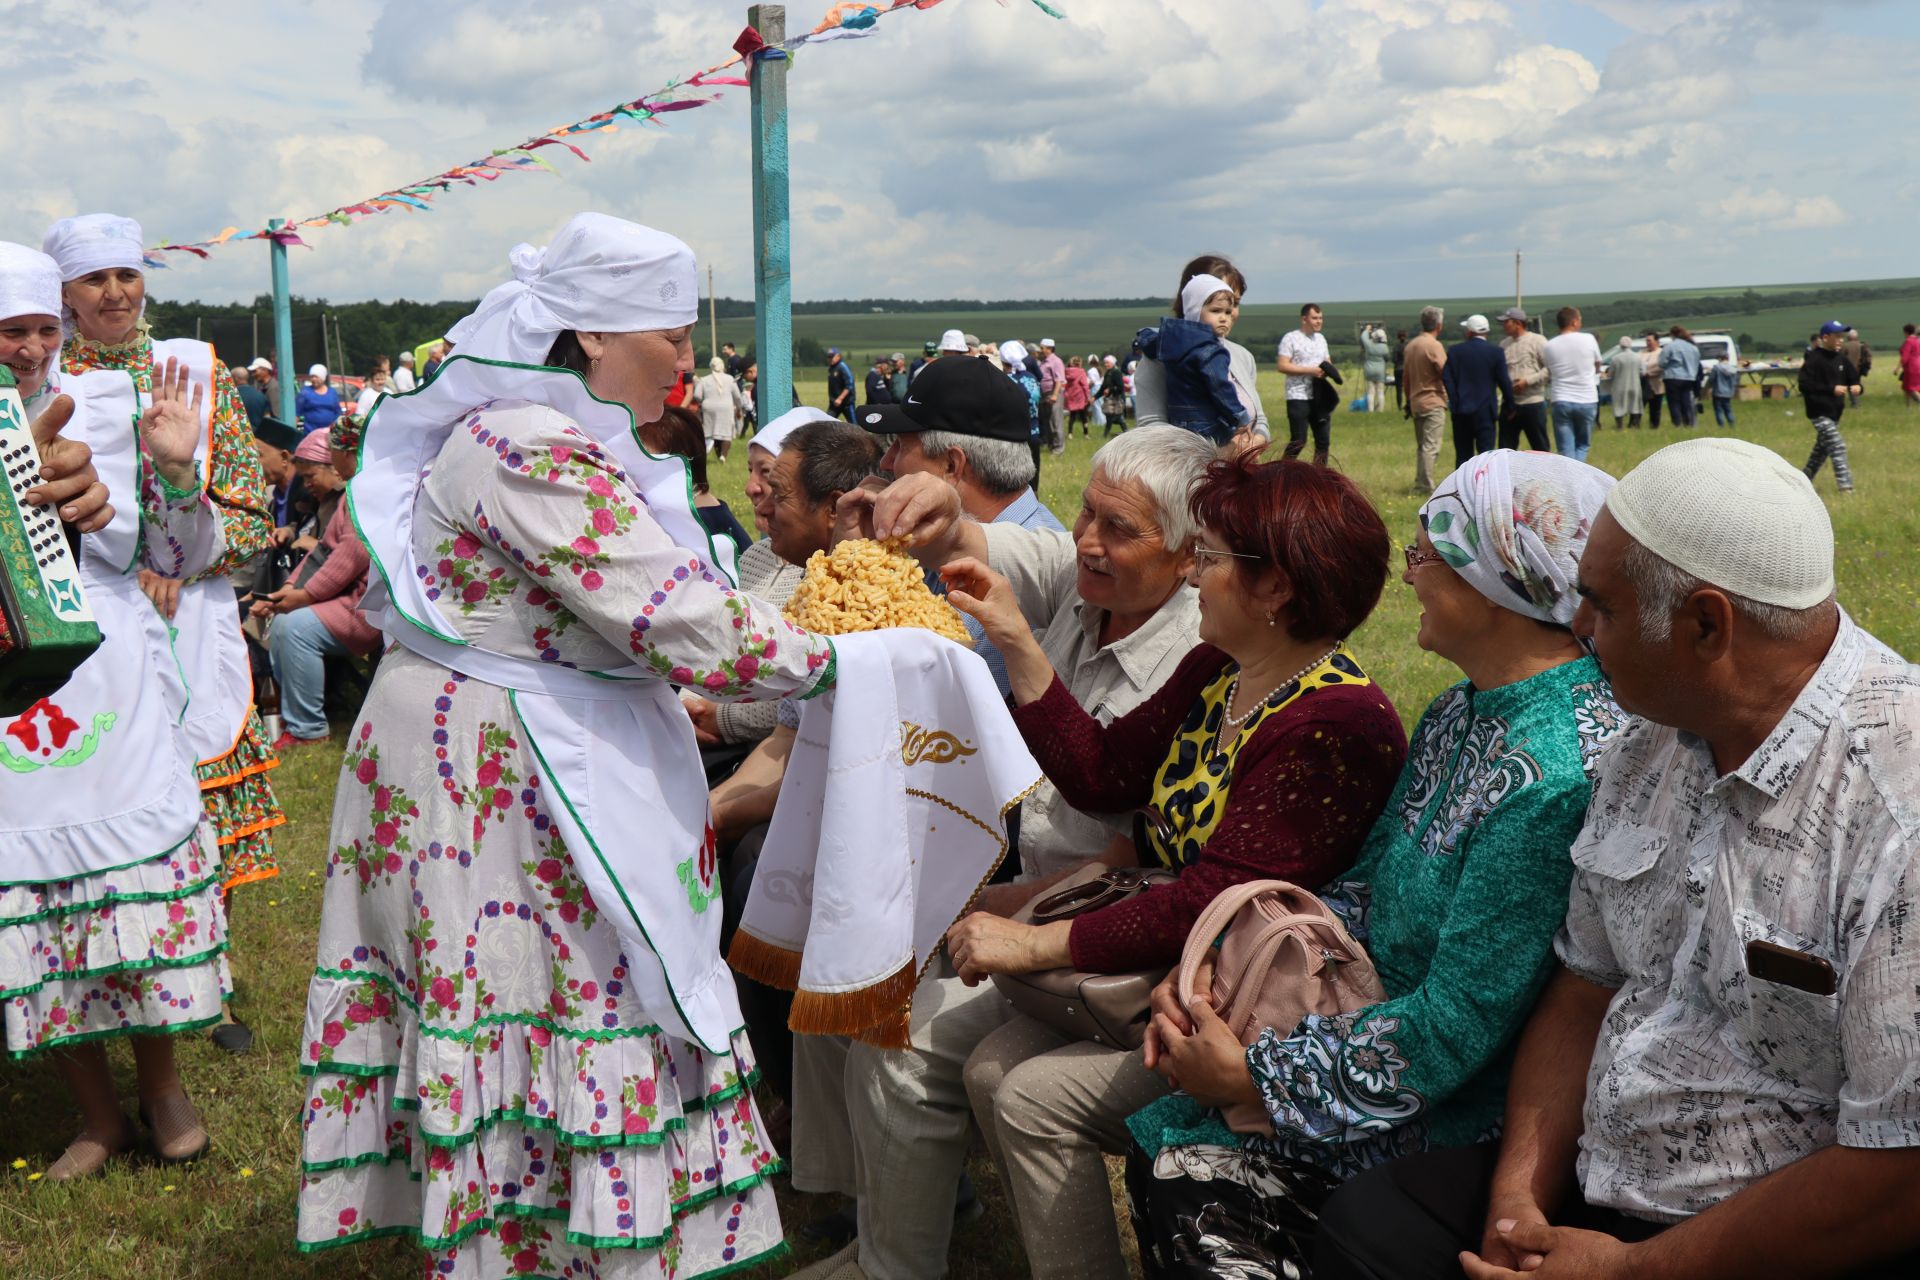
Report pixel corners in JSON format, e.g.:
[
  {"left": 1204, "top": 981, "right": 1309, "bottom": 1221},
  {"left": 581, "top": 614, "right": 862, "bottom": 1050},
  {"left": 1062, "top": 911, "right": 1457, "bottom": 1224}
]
[{"left": 783, "top": 537, "right": 972, "bottom": 644}]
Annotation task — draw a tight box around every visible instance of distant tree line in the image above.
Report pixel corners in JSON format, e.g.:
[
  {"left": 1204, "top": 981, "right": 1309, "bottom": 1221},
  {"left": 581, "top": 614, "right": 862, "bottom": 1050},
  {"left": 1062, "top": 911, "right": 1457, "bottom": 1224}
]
[{"left": 149, "top": 279, "right": 1916, "bottom": 377}]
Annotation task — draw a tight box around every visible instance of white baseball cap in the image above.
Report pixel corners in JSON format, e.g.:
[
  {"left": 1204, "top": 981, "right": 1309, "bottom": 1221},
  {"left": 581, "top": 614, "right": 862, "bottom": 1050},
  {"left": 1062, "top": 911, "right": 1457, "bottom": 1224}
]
[
  {"left": 248, "top": 356, "right": 272, "bottom": 371},
  {"left": 1040, "top": 338, "right": 1056, "bottom": 348},
  {"left": 1461, "top": 314, "right": 1490, "bottom": 334}
]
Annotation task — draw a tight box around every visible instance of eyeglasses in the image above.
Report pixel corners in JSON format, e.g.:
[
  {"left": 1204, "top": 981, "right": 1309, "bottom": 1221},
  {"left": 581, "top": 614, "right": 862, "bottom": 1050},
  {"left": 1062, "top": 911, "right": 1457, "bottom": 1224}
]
[
  {"left": 1403, "top": 543, "right": 1447, "bottom": 572},
  {"left": 1193, "top": 545, "right": 1260, "bottom": 569}
]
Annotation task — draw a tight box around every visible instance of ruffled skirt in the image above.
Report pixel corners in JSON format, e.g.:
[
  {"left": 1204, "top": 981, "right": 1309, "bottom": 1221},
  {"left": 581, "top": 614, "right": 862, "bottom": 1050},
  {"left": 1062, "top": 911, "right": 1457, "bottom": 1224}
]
[
  {"left": 296, "top": 658, "right": 786, "bottom": 1277},
  {"left": 198, "top": 707, "right": 285, "bottom": 891},
  {"left": 0, "top": 830, "right": 232, "bottom": 1058}
]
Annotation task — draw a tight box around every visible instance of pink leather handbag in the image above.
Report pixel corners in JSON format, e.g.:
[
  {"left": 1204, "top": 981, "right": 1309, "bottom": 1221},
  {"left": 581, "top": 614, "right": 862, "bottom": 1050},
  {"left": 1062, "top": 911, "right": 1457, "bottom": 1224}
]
[{"left": 1176, "top": 879, "right": 1384, "bottom": 1135}]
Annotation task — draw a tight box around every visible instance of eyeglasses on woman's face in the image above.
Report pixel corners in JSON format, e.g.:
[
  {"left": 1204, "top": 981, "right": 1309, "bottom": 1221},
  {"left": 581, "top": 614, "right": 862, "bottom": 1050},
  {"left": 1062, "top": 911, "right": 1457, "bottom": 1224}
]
[
  {"left": 1192, "top": 544, "right": 1259, "bottom": 573},
  {"left": 1403, "top": 542, "right": 1447, "bottom": 573}
]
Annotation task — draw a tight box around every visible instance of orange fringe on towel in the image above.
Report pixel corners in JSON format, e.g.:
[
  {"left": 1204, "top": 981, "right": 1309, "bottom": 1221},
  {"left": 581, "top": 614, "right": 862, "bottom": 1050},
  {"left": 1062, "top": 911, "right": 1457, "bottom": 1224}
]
[
  {"left": 727, "top": 931, "right": 804, "bottom": 991},
  {"left": 851, "top": 1006, "right": 913, "bottom": 1050},
  {"left": 780, "top": 957, "right": 918, "bottom": 1040}
]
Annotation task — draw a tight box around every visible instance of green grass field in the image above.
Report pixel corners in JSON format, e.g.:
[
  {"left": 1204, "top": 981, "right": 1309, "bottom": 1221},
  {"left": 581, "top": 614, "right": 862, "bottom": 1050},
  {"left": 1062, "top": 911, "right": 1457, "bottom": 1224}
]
[{"left": 3, "top": 367, "right": 1916, "bottom": 1279}]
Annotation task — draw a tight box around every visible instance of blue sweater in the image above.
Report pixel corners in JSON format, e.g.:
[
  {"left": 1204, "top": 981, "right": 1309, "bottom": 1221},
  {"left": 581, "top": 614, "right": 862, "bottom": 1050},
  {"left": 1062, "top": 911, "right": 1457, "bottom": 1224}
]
[{"left": 296, "top": 385, "right": 342, "bottom": 435}]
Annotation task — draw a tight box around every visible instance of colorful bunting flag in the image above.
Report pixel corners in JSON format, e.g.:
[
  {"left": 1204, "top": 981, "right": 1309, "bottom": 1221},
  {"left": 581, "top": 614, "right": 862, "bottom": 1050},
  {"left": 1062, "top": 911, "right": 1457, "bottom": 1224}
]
[{"left": 144, "top": 0, "right": 1062, "bottom": 265}]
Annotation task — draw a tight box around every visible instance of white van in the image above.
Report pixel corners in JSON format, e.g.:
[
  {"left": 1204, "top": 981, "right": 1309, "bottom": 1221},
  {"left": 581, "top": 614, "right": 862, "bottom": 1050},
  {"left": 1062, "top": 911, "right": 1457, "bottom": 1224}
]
[{"left": 1692, "top": 333, "right": 1740, "bottom": 377}]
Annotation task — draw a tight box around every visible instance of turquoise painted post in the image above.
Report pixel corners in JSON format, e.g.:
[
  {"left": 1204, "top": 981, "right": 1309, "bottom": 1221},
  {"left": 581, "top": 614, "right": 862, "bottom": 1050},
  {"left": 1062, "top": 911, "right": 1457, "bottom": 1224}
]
[
  {"left": 748, "top": 4, "right": 792, "bottom": 420},
  {"left": 269, "top": 218, "right": 296, "bottom": 424}
]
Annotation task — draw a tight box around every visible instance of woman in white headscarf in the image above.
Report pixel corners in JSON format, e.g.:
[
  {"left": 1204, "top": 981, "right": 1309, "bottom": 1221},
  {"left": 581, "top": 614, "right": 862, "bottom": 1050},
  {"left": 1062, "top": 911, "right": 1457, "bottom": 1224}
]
[
  {"left": 42, "top": 214, "right": 286, "bottom": 923},
  {"left": 0, "top": 242, "right": 227, "bottom": 1177},
  {"left": 295, "top": 213, "right": 834, "bottom": 1277},
  {"left": 1128, "top": 449, "right": 1626, "bottom": 1280},
  {"left": 691, "top": 354, "right": 744, "bottom": 463}
]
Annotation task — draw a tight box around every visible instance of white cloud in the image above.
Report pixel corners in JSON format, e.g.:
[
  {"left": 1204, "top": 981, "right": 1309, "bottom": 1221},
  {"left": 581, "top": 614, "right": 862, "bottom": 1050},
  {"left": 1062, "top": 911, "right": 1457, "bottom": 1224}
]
[
  {"left": 1718, "top": 188, "right": 1849, "bottom": 231},
  {"left": 3, "top": 0, "right": 1911, "bottom": 308}
]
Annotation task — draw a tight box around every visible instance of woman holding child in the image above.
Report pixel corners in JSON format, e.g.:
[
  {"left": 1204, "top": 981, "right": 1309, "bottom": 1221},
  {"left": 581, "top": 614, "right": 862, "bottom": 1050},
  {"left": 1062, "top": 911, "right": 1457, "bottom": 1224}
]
[{"left": 1133, "top": 254, "right": 1269, "bottom": 442}]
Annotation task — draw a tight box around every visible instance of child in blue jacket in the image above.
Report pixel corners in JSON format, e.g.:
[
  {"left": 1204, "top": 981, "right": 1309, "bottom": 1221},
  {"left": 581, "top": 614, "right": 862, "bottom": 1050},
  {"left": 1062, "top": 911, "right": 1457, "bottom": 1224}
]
[{"left": 1133, "top": 274, "right": 1254, "bottom": 443}]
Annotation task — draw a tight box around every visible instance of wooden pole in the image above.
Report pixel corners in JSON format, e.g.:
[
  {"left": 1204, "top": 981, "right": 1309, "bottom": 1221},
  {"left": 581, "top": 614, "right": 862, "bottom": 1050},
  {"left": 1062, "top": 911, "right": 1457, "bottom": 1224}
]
[
  {"left": 1515, "top": 249, "right": 1524, "bottom": 311},
  {"left": 708, "top": 262, "right": 719, "bottom": 366},
  {"left": 749, "top": 4, "right": 792, "bottom": 418},
  {"left": 269, "top": 218, "right": 296, "bottom": 423}
]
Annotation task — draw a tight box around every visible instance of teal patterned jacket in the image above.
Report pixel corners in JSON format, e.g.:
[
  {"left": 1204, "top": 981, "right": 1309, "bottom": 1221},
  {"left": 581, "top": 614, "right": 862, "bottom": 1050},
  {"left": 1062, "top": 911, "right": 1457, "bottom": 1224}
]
[{"left": 1129, "top": 655, "right": 1626, "bottom": 1177}]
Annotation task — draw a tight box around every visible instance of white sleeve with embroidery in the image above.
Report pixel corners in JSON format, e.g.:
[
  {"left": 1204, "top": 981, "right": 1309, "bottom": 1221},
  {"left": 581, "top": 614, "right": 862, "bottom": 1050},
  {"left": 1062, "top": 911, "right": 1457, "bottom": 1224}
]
[{"left": 468, "top": 416, "right": 833, "bottom": 702}]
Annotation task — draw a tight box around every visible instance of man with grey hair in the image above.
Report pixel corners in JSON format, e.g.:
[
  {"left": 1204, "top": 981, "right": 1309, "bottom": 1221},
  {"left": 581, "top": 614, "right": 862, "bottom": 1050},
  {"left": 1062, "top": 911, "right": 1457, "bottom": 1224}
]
[
  {"left": 1318, "top": 436, "right": 1920, "bottom": 1280},
  {"left": 789, "top": 426, "right": 1212, "bottom": 1280},
  {"left": 858, "top": 356, "right": 1066, "bottom": 697},
  {"left": 1402, "top": 304, "right": 1448, "bottom": 492}
]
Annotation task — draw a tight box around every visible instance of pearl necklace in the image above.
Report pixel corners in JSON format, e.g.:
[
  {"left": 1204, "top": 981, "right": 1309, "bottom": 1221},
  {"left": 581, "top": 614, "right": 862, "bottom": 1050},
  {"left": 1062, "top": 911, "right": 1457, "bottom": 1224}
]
[{"left": 1215, "top": 643, "right": 1341, "bottom": 757}]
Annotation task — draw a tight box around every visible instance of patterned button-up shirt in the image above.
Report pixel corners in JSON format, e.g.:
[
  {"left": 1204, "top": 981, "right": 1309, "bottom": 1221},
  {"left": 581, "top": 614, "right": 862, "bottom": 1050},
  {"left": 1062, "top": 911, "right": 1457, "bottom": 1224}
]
[{"left": 1556, "top": 612, "right": 1920, "bottom": 1222}]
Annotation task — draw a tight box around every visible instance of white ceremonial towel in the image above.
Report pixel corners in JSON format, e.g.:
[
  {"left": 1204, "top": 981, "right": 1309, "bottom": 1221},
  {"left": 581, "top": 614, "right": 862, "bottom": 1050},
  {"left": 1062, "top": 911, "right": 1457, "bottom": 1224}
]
[{"left": 731, "top": 628, "right": 1042, "bottom": 1046}]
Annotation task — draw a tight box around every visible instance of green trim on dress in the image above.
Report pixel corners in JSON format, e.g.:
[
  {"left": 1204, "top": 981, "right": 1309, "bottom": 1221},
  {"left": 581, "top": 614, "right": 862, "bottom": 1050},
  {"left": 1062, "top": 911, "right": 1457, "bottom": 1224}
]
[
  {"left": 0, "top": 866, "right": 224, "bottom": 928},
  {"left": 291, "top": 1158, "right": 788, "bottom": 1260},
  {"left": 4, "top": 1003, "right": 228, "bottom": 1061},
  {"left": 0, "top": 939, "right": 230, "bottom": 1000},
  {"left": 309, "top": 1067, "right": 763, "bottom": 1156}
]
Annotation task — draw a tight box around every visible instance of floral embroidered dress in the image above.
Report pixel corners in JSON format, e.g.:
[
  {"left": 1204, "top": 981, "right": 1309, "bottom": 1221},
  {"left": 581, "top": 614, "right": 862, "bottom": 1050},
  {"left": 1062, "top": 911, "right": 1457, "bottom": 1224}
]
[
  {"left": 1125, "top": 656, "right": 1626, "bottom": 1278},
  {"left": 295, "top": 398, "right": 832, "bottom": 1278},
  {"left": 61, "top": 329, "right": 284, "bottom": 891},
  {"left": 0, "top": 372, "right": 232, "bottom": 1057}
]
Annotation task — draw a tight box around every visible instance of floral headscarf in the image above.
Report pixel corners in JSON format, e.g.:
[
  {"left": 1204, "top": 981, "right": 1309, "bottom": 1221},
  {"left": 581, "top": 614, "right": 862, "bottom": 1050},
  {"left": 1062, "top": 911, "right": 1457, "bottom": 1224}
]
[{"left": 1420, "top": 449, "right": 1615, "bottom": 626}]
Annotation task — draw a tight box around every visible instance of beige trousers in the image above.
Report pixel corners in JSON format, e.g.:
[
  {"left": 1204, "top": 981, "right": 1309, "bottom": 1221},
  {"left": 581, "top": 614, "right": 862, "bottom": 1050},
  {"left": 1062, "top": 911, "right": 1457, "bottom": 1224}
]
[
  {"left": 962, "top": 1013, "right": 1172, "bottom": 1280},
  {"left": 1412, "top": 406, "right": 1446, "bottom": 492},
  {"left": 791, "top": 962, "right": 1013, "bottom": 1279}
]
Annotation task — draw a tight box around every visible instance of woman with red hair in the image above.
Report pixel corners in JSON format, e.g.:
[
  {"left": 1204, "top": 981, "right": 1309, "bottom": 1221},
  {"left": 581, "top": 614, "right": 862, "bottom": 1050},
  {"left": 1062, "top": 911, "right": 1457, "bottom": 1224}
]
[{"left": 932, "top": 448, "right": 1408, "bottom": 1280}]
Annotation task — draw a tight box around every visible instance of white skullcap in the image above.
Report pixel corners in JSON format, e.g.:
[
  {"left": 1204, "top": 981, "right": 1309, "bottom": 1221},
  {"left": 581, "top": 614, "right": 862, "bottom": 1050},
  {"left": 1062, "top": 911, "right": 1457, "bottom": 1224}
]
[
  {"left": 309, "top": 364, "right": 329, "bottom": 378},
  {"left": 750, "top": 406, "right": 835, "bottom": 458},
  {"left": 41, "top": 213, "right": 146, "bottom": 281},
  {"left": 1606, "top": 437, "right": 1835, "bottom": 609},
  {"left": 1040, "top": 338, "right": 1056, "bottom": 348},
  {"left": 1180, "top": 273, "right": 1236, "bottom": 323},
  {"left": 937, "top": 328, "right": 968, "bottom": 354},
  {"left": 449, "top": 212, "right": 698, "bottom": 366},
  {"left": 1618, "top": 336, "right": 1634, "bottom": 348},
  {"left": 0, "top": 242, "right": 63, "bottom": 323},
  {"left": 999, "top": 339, "right": 1028, "bottom": 366}
]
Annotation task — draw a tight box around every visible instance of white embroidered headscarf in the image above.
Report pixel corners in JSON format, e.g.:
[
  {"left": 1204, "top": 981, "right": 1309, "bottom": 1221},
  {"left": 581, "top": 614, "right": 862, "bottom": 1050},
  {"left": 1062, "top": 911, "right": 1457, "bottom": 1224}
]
[
  {"left": 445, "top": 212, "right": 698, "bottom": 366},
  {"left": 1420, "top": 449, "right": 1615, "bottom": 626},
  {"left": 0, "top": 242, "right": 63, "bottom": 324},
  {"left": 41, "top": 214, "right": 146, "bottom": 281}
]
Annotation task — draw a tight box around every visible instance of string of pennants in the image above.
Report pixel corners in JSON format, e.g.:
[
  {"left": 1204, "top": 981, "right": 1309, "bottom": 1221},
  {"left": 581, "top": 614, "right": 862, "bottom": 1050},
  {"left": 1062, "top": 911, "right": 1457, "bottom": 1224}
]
[{"left": 142, "top": 0, "right": 1064, "bottom": 267}]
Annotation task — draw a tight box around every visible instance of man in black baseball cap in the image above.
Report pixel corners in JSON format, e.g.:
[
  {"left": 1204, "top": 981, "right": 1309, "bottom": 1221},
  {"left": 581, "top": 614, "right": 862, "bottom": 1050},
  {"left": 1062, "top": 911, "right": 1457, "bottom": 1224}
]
[
  {"left": 857, "top": 353, "right": 1057, "bottom": 519},
  {"left": 855, "top": 353, "right": 1064, "bottom": 697}
]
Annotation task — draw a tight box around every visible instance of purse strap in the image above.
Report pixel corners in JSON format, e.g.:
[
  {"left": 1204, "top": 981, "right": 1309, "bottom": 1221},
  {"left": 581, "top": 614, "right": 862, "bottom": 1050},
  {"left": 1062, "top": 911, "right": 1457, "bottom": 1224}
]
[{"left": 1176, "top": 878, "right": 1292, "bottom": 1006}]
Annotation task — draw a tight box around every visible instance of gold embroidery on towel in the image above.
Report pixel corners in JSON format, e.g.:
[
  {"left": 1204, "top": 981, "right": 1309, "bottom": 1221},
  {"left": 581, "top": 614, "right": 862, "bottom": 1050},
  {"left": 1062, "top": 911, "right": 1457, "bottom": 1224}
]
[{"left": 900, "top": 721, "right": 979, "bottom": 767}]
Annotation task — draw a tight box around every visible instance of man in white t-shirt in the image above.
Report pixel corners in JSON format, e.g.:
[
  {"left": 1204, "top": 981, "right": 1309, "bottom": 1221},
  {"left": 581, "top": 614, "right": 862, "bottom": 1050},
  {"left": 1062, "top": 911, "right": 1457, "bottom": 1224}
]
[
  {"left": 1543, "top": 306, "right": 1604, "bottom": 463},
  {"left": 1276, "top": 302, "right": 1333, "bottom": 462}
]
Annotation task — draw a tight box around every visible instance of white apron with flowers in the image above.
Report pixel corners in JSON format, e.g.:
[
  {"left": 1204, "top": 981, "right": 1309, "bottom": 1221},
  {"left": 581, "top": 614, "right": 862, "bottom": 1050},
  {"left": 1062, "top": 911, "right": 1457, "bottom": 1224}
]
[
  {"left": 148, "top": 337, "right": 253, "bottom": 766},
  {"left": 295, "top": 388, "right": 830, "bottom": 1279},
  {"left": 0, "top": 369, "right": 230, "bottom": 1057}
]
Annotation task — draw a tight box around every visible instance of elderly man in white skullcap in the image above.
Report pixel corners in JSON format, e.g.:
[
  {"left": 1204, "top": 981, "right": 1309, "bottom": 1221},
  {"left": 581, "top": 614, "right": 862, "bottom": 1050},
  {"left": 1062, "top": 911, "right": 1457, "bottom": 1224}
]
[
  {"left": 1318, "top": 436, "right": 1920, "bottom": 1280},
  {"left": 297, "top": 212, "right": 836, "bottom": 1275}
]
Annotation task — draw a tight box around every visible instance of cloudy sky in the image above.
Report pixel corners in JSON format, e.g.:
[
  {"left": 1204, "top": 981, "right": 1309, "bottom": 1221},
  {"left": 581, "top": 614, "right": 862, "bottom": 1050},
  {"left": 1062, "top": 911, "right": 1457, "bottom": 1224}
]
[{"left": 9, "top": 0, "right": 1916, "bottom": 306}]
